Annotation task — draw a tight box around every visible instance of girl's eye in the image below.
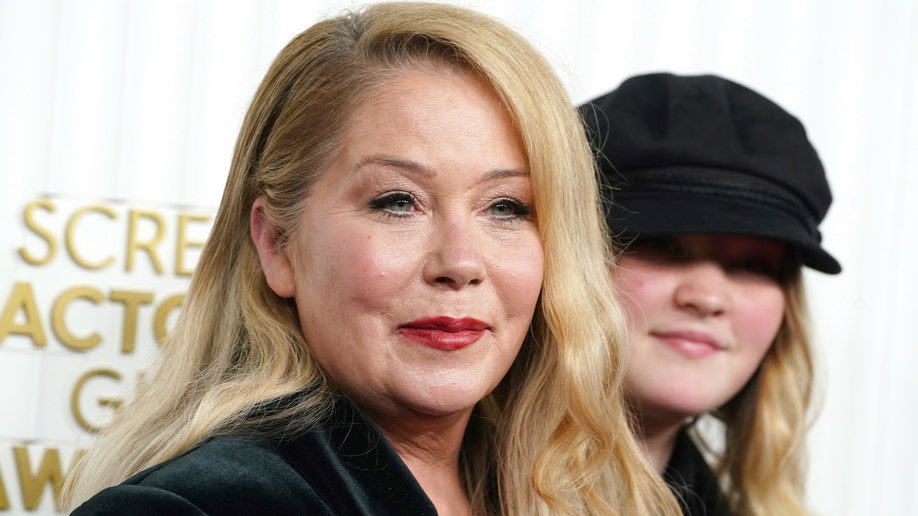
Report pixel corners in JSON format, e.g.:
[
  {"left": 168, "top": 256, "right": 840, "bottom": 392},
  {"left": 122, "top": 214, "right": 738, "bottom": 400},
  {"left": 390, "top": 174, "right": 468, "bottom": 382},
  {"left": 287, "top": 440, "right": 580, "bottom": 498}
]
[
  {"left": 730, "top": 256, "right": 780, "bottom": 279},
  {"left": 488, "top": 198, "right": 531, "bottom": 218},
  {"left": 369, "top": 192, "right": 416, "bottom": 214},
  {"left": 630, "top": 235, "right": 682, "bottom": 256}
]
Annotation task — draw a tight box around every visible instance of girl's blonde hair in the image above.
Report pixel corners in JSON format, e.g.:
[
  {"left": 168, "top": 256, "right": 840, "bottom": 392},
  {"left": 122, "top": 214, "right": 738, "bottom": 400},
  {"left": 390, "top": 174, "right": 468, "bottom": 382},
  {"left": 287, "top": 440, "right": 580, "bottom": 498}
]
[
  {"left": 64, "top": 3, "right": 679, "bottom": 514},
  {"left": 692, "top": 268, "right": 814, "bottom": 515}
]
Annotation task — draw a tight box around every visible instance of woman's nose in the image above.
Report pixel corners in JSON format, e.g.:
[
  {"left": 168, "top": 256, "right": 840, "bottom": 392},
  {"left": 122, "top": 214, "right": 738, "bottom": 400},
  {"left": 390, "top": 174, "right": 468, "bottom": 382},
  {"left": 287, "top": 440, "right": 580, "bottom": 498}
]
[
  {"left": 673, "top": 261, "right": 731, "bottom": 316},
  {"left": 423, "top": 216, "right": 486, "bottom": 289}
]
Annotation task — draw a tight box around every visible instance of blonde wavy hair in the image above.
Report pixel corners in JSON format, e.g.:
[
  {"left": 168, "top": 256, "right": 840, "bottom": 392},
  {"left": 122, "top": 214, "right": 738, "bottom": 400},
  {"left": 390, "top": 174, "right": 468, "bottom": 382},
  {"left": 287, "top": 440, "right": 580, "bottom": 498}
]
[
  {"left": 63, "top": 3, "right": 680, "bottom": 514},
  {"left": 690, "top": 267, "right": 815, "bottom": 515}
]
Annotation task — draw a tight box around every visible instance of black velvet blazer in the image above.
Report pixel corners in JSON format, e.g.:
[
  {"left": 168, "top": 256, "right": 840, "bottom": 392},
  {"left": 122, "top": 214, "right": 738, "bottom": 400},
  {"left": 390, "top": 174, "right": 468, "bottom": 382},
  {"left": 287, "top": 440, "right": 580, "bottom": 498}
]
[
  {"left": 664, "top": 428, "right": 732, "bottom": 516},
  {"left": 71, "top": 398, "right": 437, "bottom": 515}
]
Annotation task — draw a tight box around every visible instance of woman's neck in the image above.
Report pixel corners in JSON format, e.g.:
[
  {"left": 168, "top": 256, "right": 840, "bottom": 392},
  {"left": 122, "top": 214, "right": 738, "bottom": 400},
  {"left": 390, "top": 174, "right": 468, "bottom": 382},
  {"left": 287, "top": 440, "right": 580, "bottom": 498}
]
[
  {"left": 397, "top": 450, "right": 472, "bottom": 516},
  {"left": 375, "top": 411, "right": 473, "bottom": 516}
]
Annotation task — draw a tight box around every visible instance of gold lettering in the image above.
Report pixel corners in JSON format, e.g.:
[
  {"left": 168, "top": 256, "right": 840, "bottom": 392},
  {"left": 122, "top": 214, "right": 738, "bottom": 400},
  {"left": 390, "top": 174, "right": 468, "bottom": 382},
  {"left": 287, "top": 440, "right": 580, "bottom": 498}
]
[
  {"left": 126, "top": 209, "right": 166, "bottom": 274},
  {"left": 175, "top": 213, "right": 211, "bottom": 277},
  {"left": 71, "top": 368, "right": 123, "bottom": 433},
  {"left": 52, "top": 286, "right": 104, "bottom": 351},
  {"left": 14, "top": 446, "right": 64, "bottom": 511},
  {"left": 0, "top": 282, "right": 47, "bottom": 346},
  {"left": 65, "top": 204, "right": 117, "bottom": 270},
  {"left": 153, "top": 294, "right": 185, "bottom": 345},
  {"left": 110, "top": 289, "right": 155, "bottom": 353},
  {"left": 18, "top": 199, "right": 58, "bottom": 266},
  {"left": 0, "top": 464, "right": 8, "bottom": 509}
]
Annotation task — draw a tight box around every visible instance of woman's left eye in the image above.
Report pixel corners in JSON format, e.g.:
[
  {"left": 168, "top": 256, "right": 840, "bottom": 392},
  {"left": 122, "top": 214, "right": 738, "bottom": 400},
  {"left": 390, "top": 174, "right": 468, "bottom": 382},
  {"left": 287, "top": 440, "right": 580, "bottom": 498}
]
[{"left": 488, "top": 198, "right": 531, "bottom": 218}]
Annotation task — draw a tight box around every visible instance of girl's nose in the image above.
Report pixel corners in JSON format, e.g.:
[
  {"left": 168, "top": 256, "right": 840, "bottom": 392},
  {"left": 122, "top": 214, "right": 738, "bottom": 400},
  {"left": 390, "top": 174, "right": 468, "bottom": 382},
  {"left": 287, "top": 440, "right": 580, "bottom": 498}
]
[{"left": 673, "top": 261, "right": 731, "bottom": 317}]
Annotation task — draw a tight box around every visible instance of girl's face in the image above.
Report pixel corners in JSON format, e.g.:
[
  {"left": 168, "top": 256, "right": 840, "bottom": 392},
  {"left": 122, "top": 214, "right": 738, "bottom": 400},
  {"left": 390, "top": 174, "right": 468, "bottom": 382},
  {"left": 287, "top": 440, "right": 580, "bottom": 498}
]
[{"left": 616, "top": 233, "right": 788, "bottom": 429}]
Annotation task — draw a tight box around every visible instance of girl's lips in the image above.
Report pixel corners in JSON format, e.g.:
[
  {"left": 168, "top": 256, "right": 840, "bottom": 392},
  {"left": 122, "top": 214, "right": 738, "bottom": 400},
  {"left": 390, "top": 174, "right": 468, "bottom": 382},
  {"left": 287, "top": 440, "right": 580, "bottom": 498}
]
[
  {"left": 397, "top": 317, "right": 489, "bottom": 351},
  {"left": 652, "top": 330, "right": 724, "bottom": 359}
]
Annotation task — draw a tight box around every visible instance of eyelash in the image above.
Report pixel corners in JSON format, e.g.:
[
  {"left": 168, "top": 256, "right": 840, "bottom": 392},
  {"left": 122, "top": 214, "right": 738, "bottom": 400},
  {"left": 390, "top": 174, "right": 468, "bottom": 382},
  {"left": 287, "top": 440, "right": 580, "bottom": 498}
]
[
  {"left": 368, "top": 192, "right": 416, "bottom": 218},
  {"left": 488, "top": 198, "right": 532, "bottom": 220},
  {"left": 367, "top": 192, "right": 533, "bottom": 221}
]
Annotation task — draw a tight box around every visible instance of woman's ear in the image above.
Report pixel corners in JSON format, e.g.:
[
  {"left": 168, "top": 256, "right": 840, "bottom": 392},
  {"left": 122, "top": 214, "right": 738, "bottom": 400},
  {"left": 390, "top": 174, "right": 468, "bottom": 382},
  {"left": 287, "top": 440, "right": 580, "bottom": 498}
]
[{"left": 251, "top": 197, "right": 296, "bottom": 298}]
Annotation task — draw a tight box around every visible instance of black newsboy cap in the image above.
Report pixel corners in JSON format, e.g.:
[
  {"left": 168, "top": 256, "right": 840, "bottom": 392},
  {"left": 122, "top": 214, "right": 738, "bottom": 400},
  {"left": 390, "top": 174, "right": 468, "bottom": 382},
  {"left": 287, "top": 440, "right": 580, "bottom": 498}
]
[{"left": 580, "top": 72, "right": 841, "bottom": 274}]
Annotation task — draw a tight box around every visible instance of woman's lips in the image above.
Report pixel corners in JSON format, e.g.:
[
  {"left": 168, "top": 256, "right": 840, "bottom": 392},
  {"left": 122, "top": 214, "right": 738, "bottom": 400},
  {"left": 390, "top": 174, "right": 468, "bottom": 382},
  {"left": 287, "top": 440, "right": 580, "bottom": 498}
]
[
  {"left": 397, "top": 316, "right": 489, "bottom": 351},
  {"left": 652, "top": 330, "right": 724, "bottom": 358}
]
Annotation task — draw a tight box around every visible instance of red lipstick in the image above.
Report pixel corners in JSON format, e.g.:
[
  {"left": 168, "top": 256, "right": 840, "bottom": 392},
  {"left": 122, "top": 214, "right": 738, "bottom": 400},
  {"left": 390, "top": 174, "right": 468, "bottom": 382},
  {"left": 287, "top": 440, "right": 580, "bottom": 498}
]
[{"left": 397, "top": 316, "right": 489, "bottom": 351}]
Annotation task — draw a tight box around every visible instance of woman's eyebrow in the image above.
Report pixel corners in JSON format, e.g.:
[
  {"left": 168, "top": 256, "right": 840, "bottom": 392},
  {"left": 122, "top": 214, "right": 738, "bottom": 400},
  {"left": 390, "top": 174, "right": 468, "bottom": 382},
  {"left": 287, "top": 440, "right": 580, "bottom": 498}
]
[
  {"left": 356, "top": 155, "right": 432, "bottom": 177},
  {"left": 356, "top": 154, "right": 530, "bottom": 182}
]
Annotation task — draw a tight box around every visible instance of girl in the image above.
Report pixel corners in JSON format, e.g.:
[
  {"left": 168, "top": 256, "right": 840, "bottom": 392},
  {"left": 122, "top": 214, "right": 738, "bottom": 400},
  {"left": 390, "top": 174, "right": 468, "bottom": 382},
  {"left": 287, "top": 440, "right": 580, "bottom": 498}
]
[{"left": 582, "top": 72, "right": 841, "bottom": 516}]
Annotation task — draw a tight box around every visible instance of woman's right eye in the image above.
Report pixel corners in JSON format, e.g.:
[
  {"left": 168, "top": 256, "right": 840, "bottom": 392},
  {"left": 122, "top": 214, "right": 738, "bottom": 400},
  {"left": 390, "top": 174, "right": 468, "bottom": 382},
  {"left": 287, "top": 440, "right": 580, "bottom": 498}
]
[{"left": 368, "top": 192, "right": 416, "bottom": 215}]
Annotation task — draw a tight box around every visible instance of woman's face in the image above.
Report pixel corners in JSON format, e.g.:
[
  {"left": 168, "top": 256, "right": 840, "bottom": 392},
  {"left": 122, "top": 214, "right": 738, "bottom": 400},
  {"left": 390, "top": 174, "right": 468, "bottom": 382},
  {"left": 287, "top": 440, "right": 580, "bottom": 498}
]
[
  {"left": 616, "top": 234, "right": 787, "bottom": 427},
  {"left": 256, "top": 70, "right": 542, "bottom": 429}
]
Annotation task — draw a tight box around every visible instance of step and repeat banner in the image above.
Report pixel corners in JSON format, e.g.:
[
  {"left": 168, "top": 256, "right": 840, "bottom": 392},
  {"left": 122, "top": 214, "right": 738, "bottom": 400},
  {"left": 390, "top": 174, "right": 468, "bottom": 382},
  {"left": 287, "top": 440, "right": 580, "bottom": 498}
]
[{"left": 1, "top": 196, "right": 213, "bottom": 512}]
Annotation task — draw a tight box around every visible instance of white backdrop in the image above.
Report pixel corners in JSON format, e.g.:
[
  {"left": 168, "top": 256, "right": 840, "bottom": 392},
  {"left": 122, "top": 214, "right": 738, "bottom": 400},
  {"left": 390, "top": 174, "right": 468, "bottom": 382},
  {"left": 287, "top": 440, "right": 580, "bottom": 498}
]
[{"left": 0, "top": 1, "right": 915, "bottom": 514}]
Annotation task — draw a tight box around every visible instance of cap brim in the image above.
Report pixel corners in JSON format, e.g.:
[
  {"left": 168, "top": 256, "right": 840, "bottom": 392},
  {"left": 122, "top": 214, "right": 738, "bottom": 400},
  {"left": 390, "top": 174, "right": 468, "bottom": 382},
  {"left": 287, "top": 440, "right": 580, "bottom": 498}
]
[{"left": 607, "top": 194, "right": 842, "bottom": 274}]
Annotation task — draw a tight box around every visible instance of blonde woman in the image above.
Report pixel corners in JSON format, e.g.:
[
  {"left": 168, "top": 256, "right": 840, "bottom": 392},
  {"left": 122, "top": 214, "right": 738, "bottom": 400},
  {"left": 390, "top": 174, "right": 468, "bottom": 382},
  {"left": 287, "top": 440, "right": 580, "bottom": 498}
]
[
  {"left": 581, "top": 73, "right": 841, "bottom": 515},
  {"left": 64, "top": 4, "right": 679, "bottom": 515}
]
